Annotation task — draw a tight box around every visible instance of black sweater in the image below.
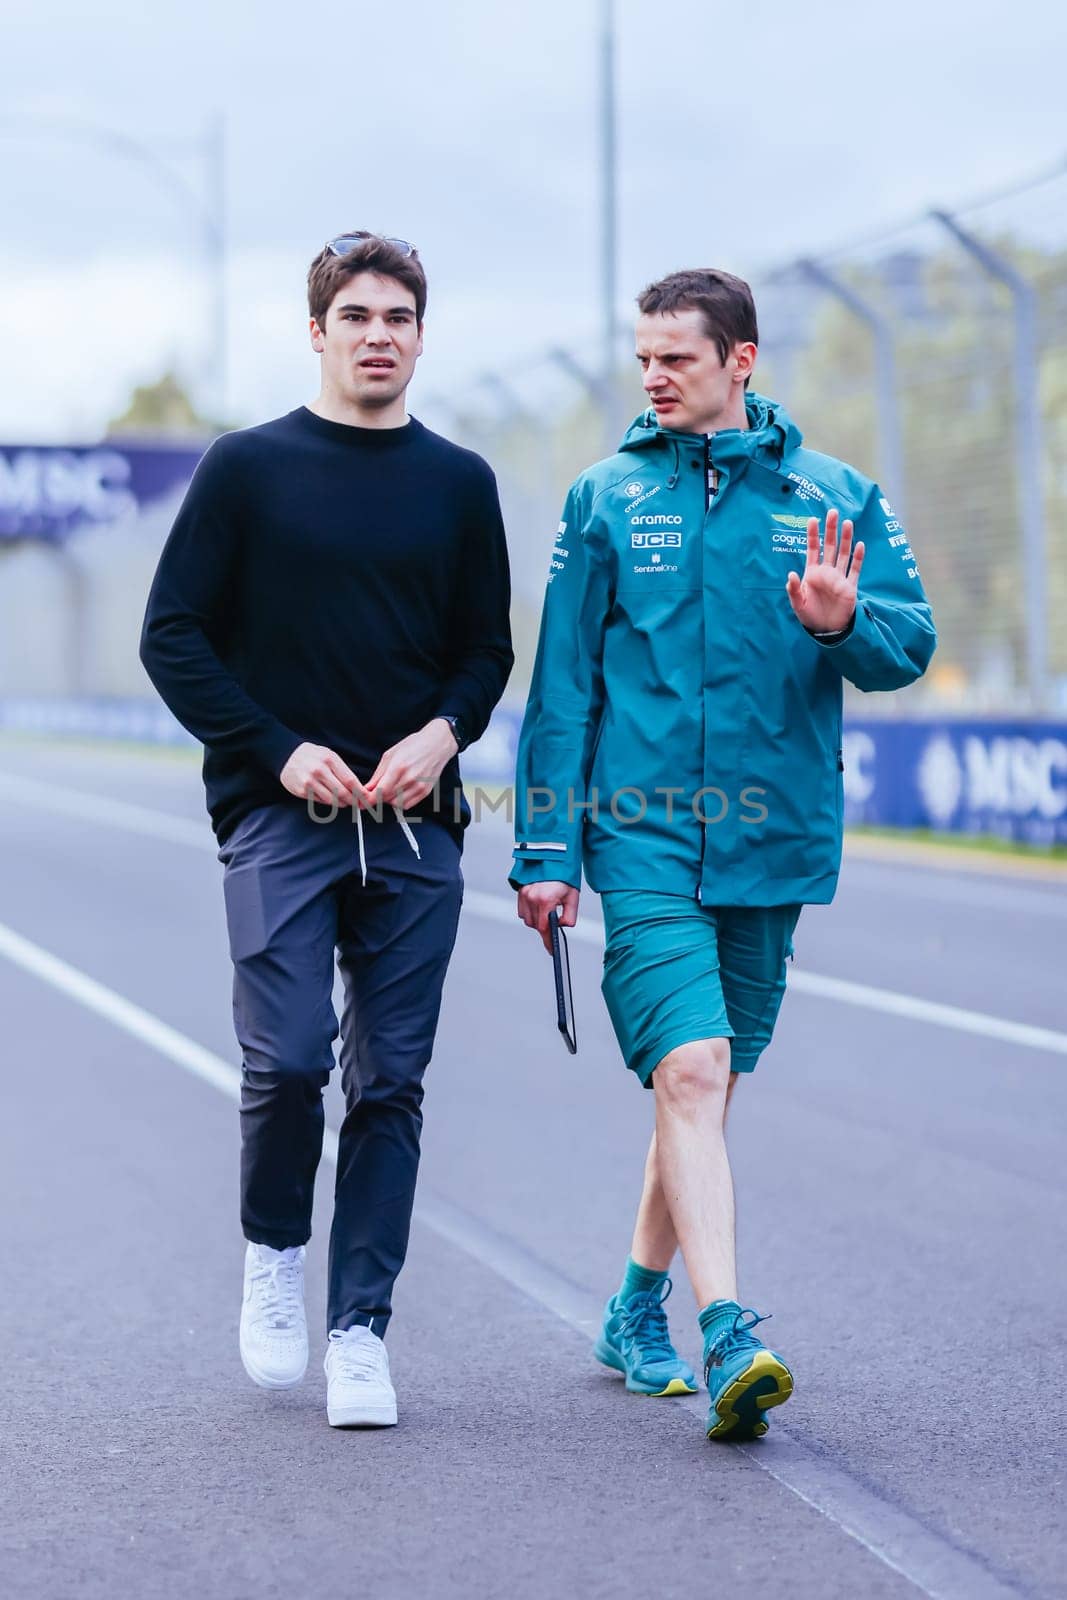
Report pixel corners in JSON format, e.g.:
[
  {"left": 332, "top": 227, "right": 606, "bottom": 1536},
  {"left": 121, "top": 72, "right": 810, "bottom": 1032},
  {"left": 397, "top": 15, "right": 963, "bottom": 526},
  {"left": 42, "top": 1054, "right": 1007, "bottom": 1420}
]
[{"left": 140, "top": 407, "right": 513, "bottom": 842}]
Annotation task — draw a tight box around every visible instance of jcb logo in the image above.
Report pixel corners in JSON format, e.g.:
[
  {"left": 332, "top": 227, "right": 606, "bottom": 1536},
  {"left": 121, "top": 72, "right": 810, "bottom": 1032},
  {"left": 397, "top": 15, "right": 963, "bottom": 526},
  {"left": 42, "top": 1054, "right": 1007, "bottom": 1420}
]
[{"left": 631, "top": 531, "right": 682, "bottom": 548}]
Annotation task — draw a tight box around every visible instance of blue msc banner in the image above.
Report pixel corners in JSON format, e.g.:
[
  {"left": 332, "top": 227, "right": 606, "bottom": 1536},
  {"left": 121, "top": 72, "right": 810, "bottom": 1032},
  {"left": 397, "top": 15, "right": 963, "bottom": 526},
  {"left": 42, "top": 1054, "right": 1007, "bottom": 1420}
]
[
  {"left": 844, "top": 720, "right": 1067, "bottom": 847},
  {"left": 0, "top": 443, "right": 207, "bottom": 544},
  {"left": 1, "top": 698, "right": 1063, "bottom": 848},
  {"left": 471, "top": 712, "right": 1067, "bottom": 847},
  {"left": 472, "top": 712, "right": 1067, "bottom": 847}
]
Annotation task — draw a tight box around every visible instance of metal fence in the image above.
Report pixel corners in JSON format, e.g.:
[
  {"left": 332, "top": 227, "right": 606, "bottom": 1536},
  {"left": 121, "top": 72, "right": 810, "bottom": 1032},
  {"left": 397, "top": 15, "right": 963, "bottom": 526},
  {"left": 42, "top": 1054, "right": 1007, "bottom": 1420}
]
[
  {"left": 2, "top": 169, "right": 1064, "bottom": 717},
  {"left": 422, "top": 165, "right": 1067, "bottom": 716}
]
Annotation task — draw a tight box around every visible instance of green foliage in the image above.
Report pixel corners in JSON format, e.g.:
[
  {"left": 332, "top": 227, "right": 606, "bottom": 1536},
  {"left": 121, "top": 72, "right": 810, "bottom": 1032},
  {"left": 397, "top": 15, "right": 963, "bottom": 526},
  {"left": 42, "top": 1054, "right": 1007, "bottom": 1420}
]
[{"left": 106, "top": 371, "right": 227, "bottom": 438}]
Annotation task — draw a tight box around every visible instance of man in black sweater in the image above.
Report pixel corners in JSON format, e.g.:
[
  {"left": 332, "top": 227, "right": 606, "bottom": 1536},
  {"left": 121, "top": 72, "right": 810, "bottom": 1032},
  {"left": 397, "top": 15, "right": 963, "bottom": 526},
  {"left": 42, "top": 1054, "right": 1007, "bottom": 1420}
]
[{"left": 140, "top": 232, "right": 513, "bottom": 1428}]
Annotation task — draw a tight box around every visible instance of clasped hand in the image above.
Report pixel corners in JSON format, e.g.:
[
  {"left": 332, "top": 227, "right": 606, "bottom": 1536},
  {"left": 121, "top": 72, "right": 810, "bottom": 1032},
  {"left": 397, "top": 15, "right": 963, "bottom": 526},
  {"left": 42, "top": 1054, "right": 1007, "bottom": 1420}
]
[{"left": 280, "top": 718, "right": 459, "bottom": 811}]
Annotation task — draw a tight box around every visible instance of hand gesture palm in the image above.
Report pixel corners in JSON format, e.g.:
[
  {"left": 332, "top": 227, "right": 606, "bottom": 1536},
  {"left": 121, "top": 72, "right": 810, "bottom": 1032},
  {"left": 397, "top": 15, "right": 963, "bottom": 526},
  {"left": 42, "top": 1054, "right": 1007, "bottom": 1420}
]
[{"left": 785, "top": 508, "right": 864, "bottom": 634}]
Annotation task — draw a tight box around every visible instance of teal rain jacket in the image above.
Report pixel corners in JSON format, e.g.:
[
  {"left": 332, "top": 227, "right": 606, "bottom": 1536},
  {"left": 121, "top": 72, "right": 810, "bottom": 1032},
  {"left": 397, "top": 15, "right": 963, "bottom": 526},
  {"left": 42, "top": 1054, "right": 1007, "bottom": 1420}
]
[{"left": 509, "top": 394, "right": 936, "bottom": 906}]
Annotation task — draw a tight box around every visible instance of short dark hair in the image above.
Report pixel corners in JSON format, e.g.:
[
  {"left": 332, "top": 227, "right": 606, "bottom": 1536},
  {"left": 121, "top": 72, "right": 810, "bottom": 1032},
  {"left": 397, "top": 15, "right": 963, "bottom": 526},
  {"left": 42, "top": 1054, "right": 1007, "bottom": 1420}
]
[
  {"left": 636, "top": 269, "right": 758, "bottom": 364},
  {"left": 307, "top": 234, "right": 427, "bottom": 329}
]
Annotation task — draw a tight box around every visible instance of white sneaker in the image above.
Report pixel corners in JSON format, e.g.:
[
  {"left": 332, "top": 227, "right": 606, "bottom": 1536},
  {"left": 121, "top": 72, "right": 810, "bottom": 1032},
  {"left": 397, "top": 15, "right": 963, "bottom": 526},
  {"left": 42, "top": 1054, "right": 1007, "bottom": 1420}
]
[
  {"left": 324, "top": 1327, "right": 398, "bottom": 1427},
  {"left": 239, "top": 1242, "right": 308, "bottom": 1389}
]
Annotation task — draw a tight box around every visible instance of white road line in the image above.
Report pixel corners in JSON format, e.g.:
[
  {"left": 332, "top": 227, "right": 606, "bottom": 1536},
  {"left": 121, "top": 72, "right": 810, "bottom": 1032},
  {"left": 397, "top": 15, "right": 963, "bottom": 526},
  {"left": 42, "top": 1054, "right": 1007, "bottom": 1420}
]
[
  {"left": 0, "top": 914, "right": 1028, "bottom": 1599},
  {"left": 2, "top": 771, "right": 1065, "bottom": 1058},
  {"left": 461, "top": 890, "right": 1067, "bottom": 1058},
  {"left": 0, "top": 919, "right": 238, "bottom": 1100},
  {"left": 0, "top": 917, "right": 345, "bottom": 1164},
  {"left": 785, "top": 970, "right": 1067, "bottom": 1055},
  {"left": 423, "top": 1196, "right": 1029, "bottom": 1600},
  {"left": 0, "top": 772, "right": 213, "bottom": 850}
]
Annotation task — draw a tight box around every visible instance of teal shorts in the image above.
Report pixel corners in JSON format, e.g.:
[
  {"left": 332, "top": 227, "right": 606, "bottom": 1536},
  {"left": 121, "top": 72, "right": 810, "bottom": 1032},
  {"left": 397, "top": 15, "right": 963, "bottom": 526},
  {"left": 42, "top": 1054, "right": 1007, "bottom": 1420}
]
[{"left": 600, "top": 893, "right": 801, "bottom": 1086}]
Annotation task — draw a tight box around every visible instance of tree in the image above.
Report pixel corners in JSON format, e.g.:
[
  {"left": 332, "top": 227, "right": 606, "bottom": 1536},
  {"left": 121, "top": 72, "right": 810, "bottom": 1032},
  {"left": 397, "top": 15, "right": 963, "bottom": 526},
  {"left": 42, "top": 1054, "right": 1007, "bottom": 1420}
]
[{"left": 106, "top": 372, "right": 228, "bottom": 438}]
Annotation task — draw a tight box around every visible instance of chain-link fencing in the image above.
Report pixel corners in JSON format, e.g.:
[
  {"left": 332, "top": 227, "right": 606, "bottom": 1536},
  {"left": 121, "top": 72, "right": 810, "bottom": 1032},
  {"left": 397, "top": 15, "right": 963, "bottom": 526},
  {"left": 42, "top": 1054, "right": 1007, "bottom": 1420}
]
[{"left": 423, "top": 165, "right": 1067, "bottom": 716}]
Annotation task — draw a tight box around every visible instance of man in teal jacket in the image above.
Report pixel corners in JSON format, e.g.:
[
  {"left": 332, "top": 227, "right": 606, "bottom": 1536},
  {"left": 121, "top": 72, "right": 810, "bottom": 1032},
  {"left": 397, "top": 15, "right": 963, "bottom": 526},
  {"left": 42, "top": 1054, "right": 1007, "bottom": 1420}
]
[{"left": 510, "top": 268, "right": 936, "bottom": 1442}]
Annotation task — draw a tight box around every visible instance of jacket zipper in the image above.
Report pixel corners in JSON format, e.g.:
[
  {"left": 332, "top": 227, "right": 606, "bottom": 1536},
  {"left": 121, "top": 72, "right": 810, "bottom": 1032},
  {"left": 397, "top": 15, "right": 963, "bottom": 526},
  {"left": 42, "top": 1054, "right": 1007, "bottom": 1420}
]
[{"left": 699, "top": 433, "right": 713, "bottom": 903}]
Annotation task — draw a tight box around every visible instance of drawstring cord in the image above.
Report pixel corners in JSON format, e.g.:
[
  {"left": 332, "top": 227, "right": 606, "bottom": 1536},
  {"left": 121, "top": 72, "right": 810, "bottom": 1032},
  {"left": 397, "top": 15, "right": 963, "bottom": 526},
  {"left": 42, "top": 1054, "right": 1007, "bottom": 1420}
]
[
  {"left": 355, "top": 805, "right": 367, "bottom": 886},
  {"left": 393, "top": 808, "right": 422, "bottom": 861},
  {"left": 354, "top": 803, "right": 422, "bottom": 887}
]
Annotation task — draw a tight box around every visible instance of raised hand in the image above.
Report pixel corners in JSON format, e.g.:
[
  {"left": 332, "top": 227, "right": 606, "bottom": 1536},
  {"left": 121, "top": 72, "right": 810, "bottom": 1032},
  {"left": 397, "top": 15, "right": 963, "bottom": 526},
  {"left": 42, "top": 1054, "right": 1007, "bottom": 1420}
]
[{"left": 785, "top": 507, "right": 864, "bottom": 635}]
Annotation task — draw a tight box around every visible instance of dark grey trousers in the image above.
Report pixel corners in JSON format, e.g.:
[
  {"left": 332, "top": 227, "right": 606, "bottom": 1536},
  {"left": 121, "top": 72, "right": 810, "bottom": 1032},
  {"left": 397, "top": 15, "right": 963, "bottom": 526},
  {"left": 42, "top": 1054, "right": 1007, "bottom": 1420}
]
[{"left": 217, "top": 802, "right": 463, "bottom": 1336}]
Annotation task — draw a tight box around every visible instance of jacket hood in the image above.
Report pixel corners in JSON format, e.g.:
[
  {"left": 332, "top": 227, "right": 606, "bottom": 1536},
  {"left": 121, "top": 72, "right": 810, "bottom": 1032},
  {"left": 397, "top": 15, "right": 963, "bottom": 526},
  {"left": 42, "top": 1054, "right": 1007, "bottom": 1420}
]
[{"left": 618, "top": 392, "right": 803, "bottom": 482}]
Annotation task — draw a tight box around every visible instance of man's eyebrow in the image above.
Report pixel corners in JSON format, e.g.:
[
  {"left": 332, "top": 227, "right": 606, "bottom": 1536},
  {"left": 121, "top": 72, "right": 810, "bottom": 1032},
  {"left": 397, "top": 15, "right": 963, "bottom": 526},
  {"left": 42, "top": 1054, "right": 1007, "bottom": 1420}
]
[{"left": 336, "top": 301, "right": 415, "bottom": 315}]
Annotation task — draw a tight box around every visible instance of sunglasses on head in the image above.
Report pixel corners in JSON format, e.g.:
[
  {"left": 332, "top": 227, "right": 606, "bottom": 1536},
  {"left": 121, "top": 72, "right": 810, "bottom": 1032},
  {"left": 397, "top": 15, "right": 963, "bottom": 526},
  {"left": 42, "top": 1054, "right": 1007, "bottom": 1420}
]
[{"left": 326, "top": 232, "right": 418, "bottom": 259}]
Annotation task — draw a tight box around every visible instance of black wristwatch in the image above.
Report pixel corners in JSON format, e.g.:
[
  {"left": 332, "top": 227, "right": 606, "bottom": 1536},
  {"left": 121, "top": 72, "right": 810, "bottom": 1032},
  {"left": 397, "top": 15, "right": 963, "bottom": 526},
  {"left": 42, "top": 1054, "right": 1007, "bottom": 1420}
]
[{"left": 439, "top": 714, "right": 471, "bottom": 753}]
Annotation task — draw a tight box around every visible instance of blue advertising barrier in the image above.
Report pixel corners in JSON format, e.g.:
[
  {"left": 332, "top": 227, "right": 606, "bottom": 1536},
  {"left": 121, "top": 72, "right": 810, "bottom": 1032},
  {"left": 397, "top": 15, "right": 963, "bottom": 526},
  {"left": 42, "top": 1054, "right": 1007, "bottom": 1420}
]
[
  {"left": 474, "top": 712, "right": 1067, "bottom": 847},
  {"left": 0, "top": 697, "right": 524, "bottom": 768},
  {"left": 0, "top": 697, "right": 199, "bottom": 746},
  {"left": 0, "top": 442, "right": 207, "bottom": 544},
  {"left": 844, "top": 720, "right": 1067, "bottom": 847},
  {"left": 2, "top": 699, "right": 1063, "bottom": 848}
]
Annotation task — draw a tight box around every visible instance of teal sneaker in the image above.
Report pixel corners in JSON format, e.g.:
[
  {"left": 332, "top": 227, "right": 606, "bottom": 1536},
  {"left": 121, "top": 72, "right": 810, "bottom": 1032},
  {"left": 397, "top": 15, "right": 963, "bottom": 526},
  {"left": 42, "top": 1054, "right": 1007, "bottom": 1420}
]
[
  {"left": 703, "top": 1306, "right": 793, "bottom": 1441},
  {"left": 594, "top": 1278, "right": 699, "bottom": 1396}
]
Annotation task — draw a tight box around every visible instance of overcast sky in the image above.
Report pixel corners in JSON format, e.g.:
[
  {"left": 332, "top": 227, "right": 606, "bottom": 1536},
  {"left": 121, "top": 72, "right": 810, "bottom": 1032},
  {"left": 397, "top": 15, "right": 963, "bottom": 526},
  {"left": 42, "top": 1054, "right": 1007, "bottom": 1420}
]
[{"left": 2, "top": 0, "right": 1065, "bottom": 440}]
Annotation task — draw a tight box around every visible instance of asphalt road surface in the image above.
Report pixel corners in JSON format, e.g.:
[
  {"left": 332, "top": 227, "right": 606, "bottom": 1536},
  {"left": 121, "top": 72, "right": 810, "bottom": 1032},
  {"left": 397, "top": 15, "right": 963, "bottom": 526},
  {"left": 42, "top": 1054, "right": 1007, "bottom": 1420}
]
[{"left": 1, "top": 738, "right": 1064, "bottom": 1600}]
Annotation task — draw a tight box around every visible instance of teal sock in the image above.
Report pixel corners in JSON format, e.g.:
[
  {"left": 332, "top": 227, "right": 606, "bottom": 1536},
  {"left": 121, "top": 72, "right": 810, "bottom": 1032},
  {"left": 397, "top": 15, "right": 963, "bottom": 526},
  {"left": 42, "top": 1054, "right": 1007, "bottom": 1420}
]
[
  {"left": 617, "top": 1257, "right": 668, "bottom": 1304},
  {"left": 698, "top": 1298, "right": 741, "bottom": 1350}
]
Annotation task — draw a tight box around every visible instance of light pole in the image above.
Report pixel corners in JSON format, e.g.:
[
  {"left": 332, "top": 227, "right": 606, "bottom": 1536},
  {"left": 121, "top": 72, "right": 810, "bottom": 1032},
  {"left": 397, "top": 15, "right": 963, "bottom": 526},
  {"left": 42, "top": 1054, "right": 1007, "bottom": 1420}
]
[
  {"left": 599, "top": 0, "right": 619, "bottom": 453},
  {"left": 0, "top": 112, "right": 227, "bottom": 419},
  {"left": 797, "top": 257, "right": 907, "bottom": 524}
]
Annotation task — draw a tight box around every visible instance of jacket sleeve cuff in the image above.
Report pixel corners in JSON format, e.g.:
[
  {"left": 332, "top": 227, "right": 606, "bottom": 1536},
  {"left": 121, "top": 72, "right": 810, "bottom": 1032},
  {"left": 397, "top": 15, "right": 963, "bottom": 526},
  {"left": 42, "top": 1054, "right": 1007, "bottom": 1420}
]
[
  {"left": 508, "top": 851, "right": 582, "bottom": 891},
  {"left": 805, "top": 613, "right": 856, "bottom": 647},
  {"left": 808, "top": 600, "right": 885, "bottom": 674}
]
